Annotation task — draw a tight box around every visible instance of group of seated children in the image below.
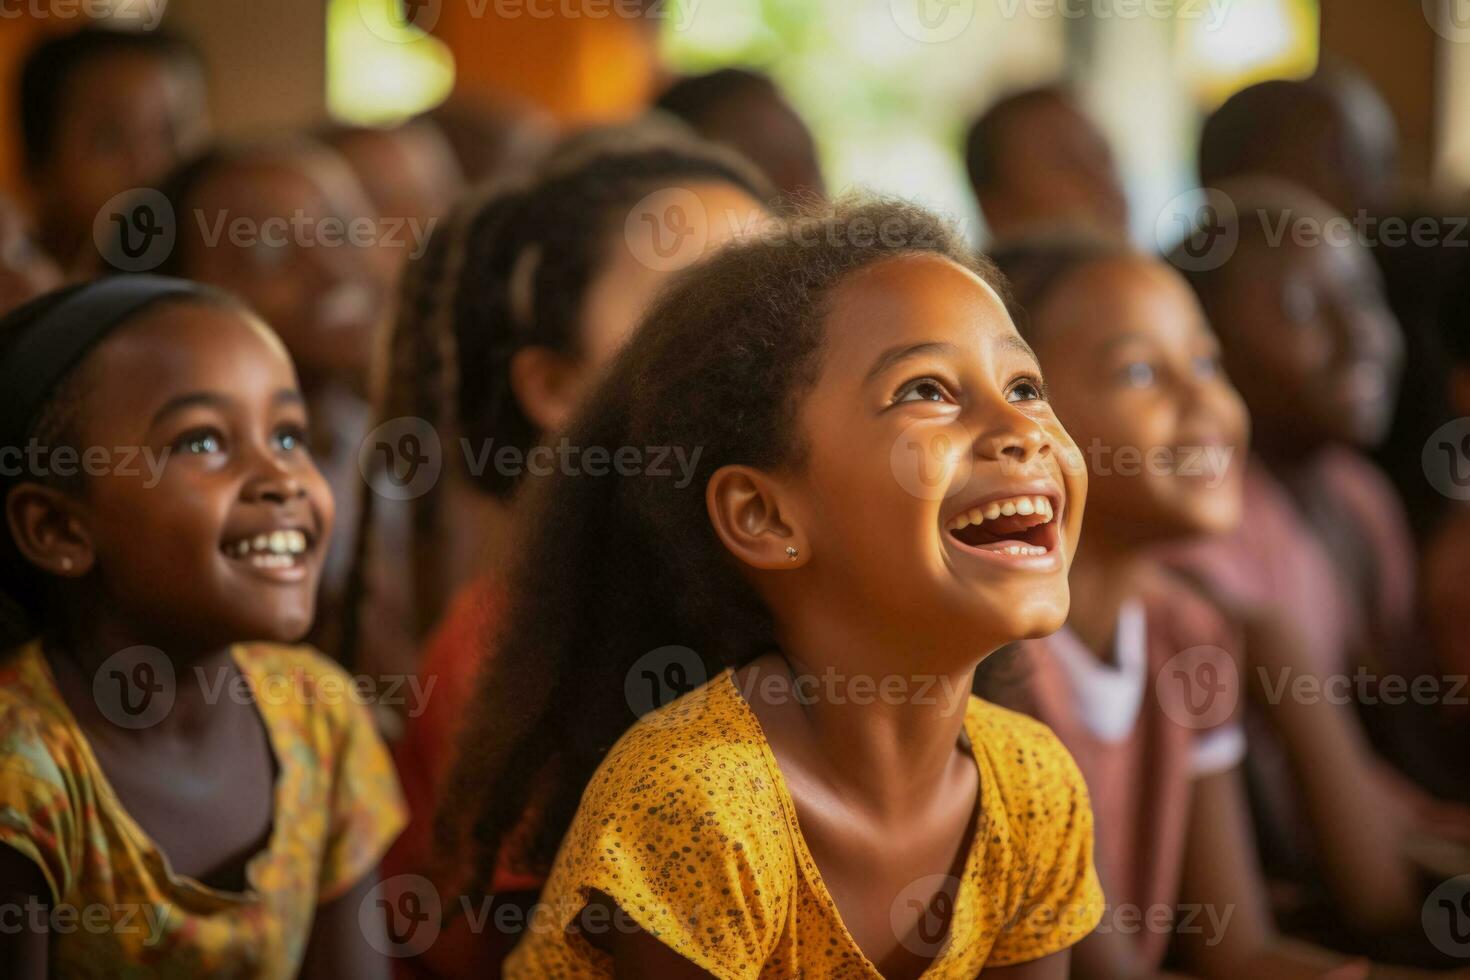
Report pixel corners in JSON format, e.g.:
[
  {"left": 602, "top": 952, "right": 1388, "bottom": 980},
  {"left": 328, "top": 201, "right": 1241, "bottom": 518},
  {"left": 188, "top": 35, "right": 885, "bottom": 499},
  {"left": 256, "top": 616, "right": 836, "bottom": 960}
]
[{"left": 0, "top": 22, "right": 1468, "bottom": 980}]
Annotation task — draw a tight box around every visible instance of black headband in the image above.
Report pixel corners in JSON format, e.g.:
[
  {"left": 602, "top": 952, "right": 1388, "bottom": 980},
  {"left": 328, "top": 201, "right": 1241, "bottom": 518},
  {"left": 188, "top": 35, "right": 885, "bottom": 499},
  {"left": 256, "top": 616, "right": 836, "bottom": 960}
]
[{"left": 0, "top": 276, "right": 208, "bottom": 455}]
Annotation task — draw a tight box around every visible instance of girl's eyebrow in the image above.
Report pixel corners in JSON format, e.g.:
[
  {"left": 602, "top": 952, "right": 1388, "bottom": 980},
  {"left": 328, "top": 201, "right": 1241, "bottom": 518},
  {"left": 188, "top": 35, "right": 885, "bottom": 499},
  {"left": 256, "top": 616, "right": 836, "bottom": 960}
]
[
  {"left": 149, "top": 389, "right": 303, "bottom": 427},
  {"left": 994, "top": 332, "right": 1041, "bottom": 368},
  {"left": 864, "top": 341, "right": 961, "bottom": 384}
]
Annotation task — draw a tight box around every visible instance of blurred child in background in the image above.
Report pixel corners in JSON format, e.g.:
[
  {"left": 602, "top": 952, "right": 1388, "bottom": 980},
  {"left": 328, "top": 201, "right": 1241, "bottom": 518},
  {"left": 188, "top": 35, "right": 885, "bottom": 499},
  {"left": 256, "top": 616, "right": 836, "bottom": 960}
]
[
  {"left": 964, "top": 85, "right": 1129, "bottom": 246},
  {"left": 19, "top": 25, "right": 211, "bottom": 272},
  {"left": 1200, "top": 69, "right": 1459, "bottom": 542},
  {"left": 322, "top": 118, "right": 466, "bottom": 289},
  {"left": 366, "top": 130, "right": 771, "bottom": 977},
  {"left": 988, "top": 238, "right": 1461, "bottom": 977},
  {"left": 1167, "top": 179, "right": 1470, "bottom": 926},
  {"left": 655, "top": 67, "right": 825, "bottom": 204},
  {"left": 0, "top": 278, "right": 403, "bottom": 979}
]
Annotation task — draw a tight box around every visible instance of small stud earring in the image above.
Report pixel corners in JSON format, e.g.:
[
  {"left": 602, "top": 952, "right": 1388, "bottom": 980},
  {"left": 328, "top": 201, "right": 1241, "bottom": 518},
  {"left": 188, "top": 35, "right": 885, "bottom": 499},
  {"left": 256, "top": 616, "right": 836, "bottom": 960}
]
[
  {"left": 60, "top": 557, "right": 74, "bottom": 573},
  {"left": 785, "top": 546, "right": 799, "bottom": 562}
]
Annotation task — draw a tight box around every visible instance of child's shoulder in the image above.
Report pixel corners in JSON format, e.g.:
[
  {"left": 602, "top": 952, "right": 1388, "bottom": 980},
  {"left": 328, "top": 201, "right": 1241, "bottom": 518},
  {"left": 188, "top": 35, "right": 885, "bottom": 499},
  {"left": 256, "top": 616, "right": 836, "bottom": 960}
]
[
  {"left": 232, "top": 642, "right": 378, "bottom": 740},
  {"left": 0, "top": 647, "right": 85, "bottom": 814},
  {"left": 597, "top": 668, "right": 774, "bottom": 787},
  {"left": 965, "top": 693, "right": 1078, "bottom": 769},
  {"left": 965, "top": 695, "right": 1092, "bottom": 840}
]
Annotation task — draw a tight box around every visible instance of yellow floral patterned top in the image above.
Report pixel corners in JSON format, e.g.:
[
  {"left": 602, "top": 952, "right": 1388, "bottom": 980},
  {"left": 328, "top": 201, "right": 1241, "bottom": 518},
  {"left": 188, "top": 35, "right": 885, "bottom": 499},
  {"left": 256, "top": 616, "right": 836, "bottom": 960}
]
[
  {"left": 0, "top": 641, "right": 407, "bottom": 979},
  {"left": 507, "top": 668, "right": 1104, "bottom": 978}
]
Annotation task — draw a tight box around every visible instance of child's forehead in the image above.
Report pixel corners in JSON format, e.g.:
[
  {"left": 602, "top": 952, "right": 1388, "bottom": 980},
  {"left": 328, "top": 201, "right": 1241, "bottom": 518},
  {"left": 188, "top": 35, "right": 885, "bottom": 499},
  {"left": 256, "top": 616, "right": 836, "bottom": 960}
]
[
  {"left": 822, "top": 254, "right": 1018, "bottom": 363},
  {"left": 88, "top": 303, "right": 289, "bottom": 383}
]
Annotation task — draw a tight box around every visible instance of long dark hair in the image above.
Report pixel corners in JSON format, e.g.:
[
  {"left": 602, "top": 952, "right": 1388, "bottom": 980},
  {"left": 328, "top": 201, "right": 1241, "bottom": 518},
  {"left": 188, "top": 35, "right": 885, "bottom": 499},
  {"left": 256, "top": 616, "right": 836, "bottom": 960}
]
[
  {"left": 438, "top": 196, "right": 1003, "bottom": 894},
  {"left": 340, "top": 131, "right": 772, "bottom": 659}
]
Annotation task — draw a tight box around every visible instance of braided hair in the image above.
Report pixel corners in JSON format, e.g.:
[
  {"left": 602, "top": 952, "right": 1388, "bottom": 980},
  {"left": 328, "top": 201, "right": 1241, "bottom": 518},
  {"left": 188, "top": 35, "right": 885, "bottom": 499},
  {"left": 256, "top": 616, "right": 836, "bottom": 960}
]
[{"left": 340, "top": 131, "right": 771, "bottom": 662}]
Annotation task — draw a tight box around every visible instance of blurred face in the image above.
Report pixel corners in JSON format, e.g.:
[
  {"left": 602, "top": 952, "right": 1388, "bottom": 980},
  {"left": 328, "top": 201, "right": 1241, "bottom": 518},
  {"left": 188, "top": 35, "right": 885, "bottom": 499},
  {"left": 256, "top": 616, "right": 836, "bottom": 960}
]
[
  {"left": 987, "top": 96, "right": 1128, "bottom": 241},
  {"left": 1032, "top": 257, "right": 1248, "bottom": 546},
  {"left": 700, "top": 93, "right": 825, "bottom": 201},
  {"left": 785, "top": 254, "right": 1086, "bottom": 655},
  {"left": 332, "top": 124, "right": 464, "bottom": 283},
  {"left": 581, "top": 181, "right": 768, "bottom": 363},
  {"left": 67, "top": 304, "right": 333, "bottom": 646},
  {"left": 0, "top": 196, "right": 62, "bottom": 316},
  {"left": 39, "top": 52, "right": 209, "bottom": 260},
  {"left": 1215, "top": 233, "right": 1402, "bottom": 450},
  {"left": 183, "top": 152, "right": 384, "bottom": 389}
]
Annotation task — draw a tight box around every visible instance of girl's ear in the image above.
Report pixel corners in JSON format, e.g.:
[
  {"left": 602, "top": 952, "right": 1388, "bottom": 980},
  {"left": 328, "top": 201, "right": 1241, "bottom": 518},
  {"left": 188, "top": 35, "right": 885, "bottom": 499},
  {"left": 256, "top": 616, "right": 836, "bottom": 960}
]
[
  {"left": 510, "top": 345, "right": 586, "bottom": 436},
  {"left": 705, "top": 464, "right": 808, "bottom": 570},
  {"left": 5, "top": 483, "right": 95, "bottom": 579}
]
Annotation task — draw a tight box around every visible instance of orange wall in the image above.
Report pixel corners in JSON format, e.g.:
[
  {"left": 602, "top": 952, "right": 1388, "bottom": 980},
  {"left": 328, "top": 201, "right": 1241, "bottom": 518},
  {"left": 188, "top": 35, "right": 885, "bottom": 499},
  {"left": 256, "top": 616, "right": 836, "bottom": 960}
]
[
  {"left": 1320, "top": 0, "right": 1438, "bottom": 185},
  {"left": 430, "top": 5, "right": 659, "bottom": 122}
]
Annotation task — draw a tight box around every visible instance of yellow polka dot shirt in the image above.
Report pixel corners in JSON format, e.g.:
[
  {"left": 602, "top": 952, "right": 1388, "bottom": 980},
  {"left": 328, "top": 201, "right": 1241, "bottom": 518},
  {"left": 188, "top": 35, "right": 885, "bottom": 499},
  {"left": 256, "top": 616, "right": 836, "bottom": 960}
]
[{"left": 507, "top": 668, "right": 1104, "bottom": 978}]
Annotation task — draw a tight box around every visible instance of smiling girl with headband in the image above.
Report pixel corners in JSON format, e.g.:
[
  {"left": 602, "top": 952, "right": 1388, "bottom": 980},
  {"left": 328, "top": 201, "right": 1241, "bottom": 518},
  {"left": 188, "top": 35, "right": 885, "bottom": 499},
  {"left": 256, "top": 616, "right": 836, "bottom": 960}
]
[{"left": 0, "top": 277, "right": 404, "bottom": 979}]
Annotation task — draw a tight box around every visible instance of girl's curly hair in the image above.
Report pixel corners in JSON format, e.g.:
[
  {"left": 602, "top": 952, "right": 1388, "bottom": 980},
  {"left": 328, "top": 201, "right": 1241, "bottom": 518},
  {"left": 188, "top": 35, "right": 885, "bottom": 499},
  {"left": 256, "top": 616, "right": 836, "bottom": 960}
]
[{"left": 437, "top": 195, "right": 1005, "bottom": 896}]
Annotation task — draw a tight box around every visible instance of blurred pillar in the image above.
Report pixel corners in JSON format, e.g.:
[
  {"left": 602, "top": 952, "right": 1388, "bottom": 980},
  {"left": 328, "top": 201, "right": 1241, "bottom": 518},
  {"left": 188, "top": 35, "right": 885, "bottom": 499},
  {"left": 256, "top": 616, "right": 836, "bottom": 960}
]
[
  {"left": 1433, "top": 2, "right": 1470, "bottom": 190},
  {"left": 430, "top": 3, "right": 658, "bottom": 122},
  {"left": 167, "top": 0, "right": 327, "bottom": 135},
  {"left": 1069, "top": 10, "right": 1194, "bottom": 247},
  {"left": 1320, "top": 0, "right": 1437, "bottom": 188}
]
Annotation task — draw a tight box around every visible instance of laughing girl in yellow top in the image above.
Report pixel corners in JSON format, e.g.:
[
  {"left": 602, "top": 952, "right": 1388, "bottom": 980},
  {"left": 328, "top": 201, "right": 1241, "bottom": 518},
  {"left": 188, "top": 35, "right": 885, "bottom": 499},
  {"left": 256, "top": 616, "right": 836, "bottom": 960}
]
[{"left": 442, "top": 197, "right": 1103, "bottom": 979}]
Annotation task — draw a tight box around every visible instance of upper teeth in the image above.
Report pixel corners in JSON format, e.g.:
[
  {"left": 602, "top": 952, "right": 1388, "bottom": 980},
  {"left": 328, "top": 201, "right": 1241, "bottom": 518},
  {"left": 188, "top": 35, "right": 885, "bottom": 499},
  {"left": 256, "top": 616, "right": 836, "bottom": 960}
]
[
  {"left": 946, "top": 495, "right": 1054, "bottom": 531},
  {"left": 227, "top": 530, "right": 308, "bottom": 557}
]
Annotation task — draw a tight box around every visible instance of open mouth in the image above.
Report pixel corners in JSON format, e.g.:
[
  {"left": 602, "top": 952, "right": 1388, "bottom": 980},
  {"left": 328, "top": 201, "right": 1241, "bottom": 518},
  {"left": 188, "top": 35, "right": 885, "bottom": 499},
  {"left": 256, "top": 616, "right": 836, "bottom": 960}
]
[
  {"left": 945, "top": 494, "right": 1060, "bottom": 558},
  {"left": 220, "top": 528, "right": 315, "bottom": 573}
]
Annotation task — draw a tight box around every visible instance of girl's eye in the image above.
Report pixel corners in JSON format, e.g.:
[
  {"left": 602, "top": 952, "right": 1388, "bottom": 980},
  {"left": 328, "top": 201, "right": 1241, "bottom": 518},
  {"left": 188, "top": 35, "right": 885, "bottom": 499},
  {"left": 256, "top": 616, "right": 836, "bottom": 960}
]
[
  {"left": 1119, "top": 361, "right": 1156, "bottom": 389},
  {"left": 894, "top": 377, "right": 955, "bottom": 404},
  {"left": 274, "top": 426, "right": 307, "bottom": 453},
  {"left": 1006, "top": 376, "right": 1046, "bottom": 403},
  {"left": 1194, "top": 353, "right": 1222, "bottom": 380},
  {"left": 176, "top": 429, "right": 223, "bottom": 455}
]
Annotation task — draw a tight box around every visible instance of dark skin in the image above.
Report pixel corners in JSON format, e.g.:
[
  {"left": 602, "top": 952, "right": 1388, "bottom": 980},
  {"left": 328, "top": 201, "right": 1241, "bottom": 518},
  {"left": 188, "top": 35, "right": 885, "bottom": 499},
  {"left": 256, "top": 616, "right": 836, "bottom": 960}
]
[
  {"left": 587, "top": 254, "right": 1090, "bottom": 977},
  {"left": 0, "top": 304, "right": 389, "bottom": 979},
  {"left": 979, "top": 93, "right": 1129, "bottom": 244},
  {"left": 1032, "top": 256, "right": 1461, "bottom": 980},
  {"left": 33, "top": 51, "right": 210, "bottom": 271}
]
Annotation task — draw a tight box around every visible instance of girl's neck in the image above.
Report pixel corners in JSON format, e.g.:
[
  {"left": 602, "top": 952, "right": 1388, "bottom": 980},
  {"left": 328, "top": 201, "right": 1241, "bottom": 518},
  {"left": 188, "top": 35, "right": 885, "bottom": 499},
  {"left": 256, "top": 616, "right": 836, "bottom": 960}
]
[
  {"left": 765, "top": 612, "right": 978, "bottom": 825},
  {"left": 45, "top": 611, "right": 238, "bottom": 740},
  {"left": 1064, "top": 530, "right": 1149, "bottom": 661}
]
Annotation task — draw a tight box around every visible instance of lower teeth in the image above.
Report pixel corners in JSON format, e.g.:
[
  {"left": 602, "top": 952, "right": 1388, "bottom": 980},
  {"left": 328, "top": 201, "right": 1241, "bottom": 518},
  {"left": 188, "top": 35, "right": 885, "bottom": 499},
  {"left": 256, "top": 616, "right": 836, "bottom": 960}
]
[{"left": 992, "top": 545, "right": 1046, "bottom": 556}]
